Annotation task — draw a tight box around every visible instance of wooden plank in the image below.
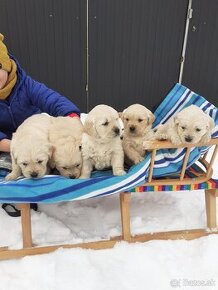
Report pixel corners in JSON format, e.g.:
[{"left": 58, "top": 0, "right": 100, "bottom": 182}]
[
  {"left": 148, "top": 149, "right": 156, "bottom": 182},
  {"left": 19, "top": 204, "right": 32, "bottom": 248},
  {"left": 143, "top": 175, "right": 210, "bottom": 186},
  {"left": 120, "top": 192, "right": 131, "bottom": 241},
  {"left": 214, "top": 189, "right": 218, "bottom": 197},
  {"left": 206, "top": 145, "right": 218, "bottom": 178},
  {"left": 180, "top": 147, "right": 191, "bottom": 180},
  {"left": 131, "top": 229, "right": 218, "bottom": 242},
  {"left": 205, "top": 189, "right": 217, "bottom": 228},
  {"left": 0, "top": 247, "right": 8, "bottom": 252},
  {"left": 143, "top": 138, "right": 218, "bottom": 150},
  {"left": 1, "top": 229, "right": 218, "bottom": 261},
  {"left": 0, "top": 236, "right": 122, "bottom": 261}
]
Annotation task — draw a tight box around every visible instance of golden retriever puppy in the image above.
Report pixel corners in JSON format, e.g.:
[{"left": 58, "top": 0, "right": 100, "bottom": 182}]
[
  {"left": 49, "top": 116, "right": 84, "bottom": 178},
  {"left": 120, "top": 104, "right": 155, "bottom": 165},
  {"left": 5, "top": 114, "right": 52, "bottom": 180},
  {"left": 154, "top": 105, "right": 215, "bottom": 145},
  {"left": 80, "top": 104, "right": 126, "bottom": 178}
]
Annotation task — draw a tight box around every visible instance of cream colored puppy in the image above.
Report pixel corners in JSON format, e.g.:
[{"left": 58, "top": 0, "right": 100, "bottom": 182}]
[
  {"left": 80, "top": 104, "right": 126, "bottom": 178},
  {"left": 5, "top": 114, "right": 52, "bottom": 180},
  {"left": 49, "top": 116, "right": 84, "bottom": 178},
  {"left": 121, "top": 104, "right": 155, "bottom": 165},
  {"left": 154, "top": 105, "right": 215, "bottom": 145}
]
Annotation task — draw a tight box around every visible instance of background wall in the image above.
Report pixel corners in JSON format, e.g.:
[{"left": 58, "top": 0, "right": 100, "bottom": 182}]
[
  {"left": 182, "top": 0, "right": 218, "bottom": 105},
  {"left": 0, "top": 0, "right": 87, "bottom": 111},
  {"left": 0, "top": 0, "right": 217, "bottom": 112}
]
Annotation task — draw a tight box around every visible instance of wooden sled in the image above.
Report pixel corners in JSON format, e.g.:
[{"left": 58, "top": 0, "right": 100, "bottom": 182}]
[{"left": 0, "top": 138, "right": 217, "bottom": 260}]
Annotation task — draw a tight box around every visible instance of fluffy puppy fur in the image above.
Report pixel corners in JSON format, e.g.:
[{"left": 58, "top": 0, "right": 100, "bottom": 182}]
[
  {"left": 49, "top": 116, "right": 84, "bottom": 178},
  {"left": 5, "top": 114, "right": 52, "bottom": 180},
  {"left": 120, "top": 104, "right": 155, "bottom": 165},
  {"left": 80, "top": 104, "right": 126, "bottom": 178},
  {"left": 154, "top": 105, "right": 215, "bottom": 145}
]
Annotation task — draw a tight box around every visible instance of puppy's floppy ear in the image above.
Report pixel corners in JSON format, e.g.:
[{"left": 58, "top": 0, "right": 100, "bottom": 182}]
[
  {"left": 74, "top": 139, "right": 82, "bottom": 151},
  {"left": 147, "top": 113, "right": 155, "bottom": 125},
  {"left": 84, "top": 120, "right": 95, "bottom": 136},
  {"left": 66, "top": 136, "right": 76, "bottom": 143},
  {"left": 119, "top": 108, "right": 127, "bottom": 122},
  {"left": 48, "top": 144, "right": 55, "bottom": 159},
  {"left": 11, "top": 151, "right": 17, "bottom": 164},
  {"left": 201, "top": 115, "right": 215, "bottom": 143},
  {"left": 48, "top": 157, "right": 56, "bottom": 169},
  {"left": 206, "top": 115, "right": 215, "bottom": 131},
  {"left": 174, "top": 115, "right": 180, "bottom": 125},
  {"left": 48, "top": 145, "right": 56, "bottom": 169},
  {"left": 119, "top": 111, "right": 124, "bottom": 122}
]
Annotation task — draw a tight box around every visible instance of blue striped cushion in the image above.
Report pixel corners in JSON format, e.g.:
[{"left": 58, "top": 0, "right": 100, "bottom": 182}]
[{"left": 0, "top": 83, "right": 217, "bottom": 203}]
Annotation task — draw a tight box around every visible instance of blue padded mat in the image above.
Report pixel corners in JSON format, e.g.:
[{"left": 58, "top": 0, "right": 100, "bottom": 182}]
[{"left": 0, "top": 83, "right": 217, "bottom": 203}]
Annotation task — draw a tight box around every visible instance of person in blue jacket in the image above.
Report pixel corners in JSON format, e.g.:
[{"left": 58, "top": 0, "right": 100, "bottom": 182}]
[
  {"left": 0, "top": 33, "right": 81, "bottom": 216},
  {"left": 0, "top": 33, "right": 80, "bottom": 153}
]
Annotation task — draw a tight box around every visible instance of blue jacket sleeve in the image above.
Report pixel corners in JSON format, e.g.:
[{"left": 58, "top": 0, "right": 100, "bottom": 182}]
[
  {"left": 0, "top": 131, "right": 8, "bottom": 141},
  {"left": 25, "top": 76, "right": 81, "bottom": 117}
]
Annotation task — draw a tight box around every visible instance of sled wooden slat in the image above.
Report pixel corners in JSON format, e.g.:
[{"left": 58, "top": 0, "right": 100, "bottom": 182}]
[
  {"left": 180, "top": 147, "right": 191, "bottom": 180},
  {"left": 0, "top": 138, "right": 218, "bottom": 260}
]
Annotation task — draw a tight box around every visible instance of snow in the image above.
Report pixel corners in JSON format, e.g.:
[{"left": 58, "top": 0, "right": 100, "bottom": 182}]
[{"left": 0, "top": 149, "right": 217, "bottom": 290}]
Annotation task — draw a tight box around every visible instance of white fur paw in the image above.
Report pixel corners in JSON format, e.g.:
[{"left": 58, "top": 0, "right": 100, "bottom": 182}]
[
  {"left": 5, "top": 172, "right": 19, "bottom": 181},
  {"left": 171, "top": 136, "right": 182, "bottom": 145},
  {"left": 143, "top": 141, "right": 154, "bottom": 150},
  {"left": 79, "top": 174, "right": 90, "bottom": 179},
  {"left": 156, "top": 133, "right": 168, "bottom": 141},
  {"left": 200, "top": 135, "right": 211, "bottom": 144},
  {"left": 113, "top": 169, "right": 126, "bottom": 176},
  {"left": 133, "top": 156, "right": 144, "bottom": 164}
]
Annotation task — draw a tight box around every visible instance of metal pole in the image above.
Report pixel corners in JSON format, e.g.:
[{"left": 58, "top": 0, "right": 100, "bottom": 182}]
[
  {"left": 178, "top": 0, "right": 193, "bottom": 84},
  {"left": 86, "top": 0, "right": 89, "bottom": 112}
]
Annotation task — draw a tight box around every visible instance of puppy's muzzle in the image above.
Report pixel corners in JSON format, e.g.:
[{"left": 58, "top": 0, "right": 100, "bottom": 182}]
[
  {"left": 113, "top": 127, "right": 120, "bottom": 136},
  {"left": 129, "top": 126, "right": 135, "bottom": 133},
  {"left": 185, "top": 136, "right": 193, "bottom": 143},
  {"left": 30, "top": 172, "right": 38, "bottom": 178}
]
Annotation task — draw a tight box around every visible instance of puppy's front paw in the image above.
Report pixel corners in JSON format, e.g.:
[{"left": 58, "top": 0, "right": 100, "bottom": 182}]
[
  {"left": 113, "top": 168, "right": 126, "bottom": 176},
  {"left": 5, "top": 172, "right": 19, "bottom": 181},
  {"left": 156, "top": 133, "right": 168, "bottom": 141},
  {"left": 171, "top": 136, "right": 182, "bottom": 145},
  {"left": 200, "top": 134, "right": 211, "bottom": 144},
  {"left": 79, "top": 174, "right": 90, "bottom": 179},
  {"left": 133, "top": 156, "right": 144, "bottom": 164},
  {"left": 143, "top": 141, "right": 154, "bottom": 150}
]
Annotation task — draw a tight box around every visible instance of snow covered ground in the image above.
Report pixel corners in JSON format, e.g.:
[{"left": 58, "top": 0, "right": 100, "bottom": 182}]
[{"left": 0, "top": 149, "right": 217, "bottom": 290}]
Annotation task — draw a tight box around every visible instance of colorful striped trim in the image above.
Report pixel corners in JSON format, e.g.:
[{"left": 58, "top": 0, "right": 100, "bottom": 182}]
[{"left": 131, "top": 178, "right": 218, "bottom": 192}]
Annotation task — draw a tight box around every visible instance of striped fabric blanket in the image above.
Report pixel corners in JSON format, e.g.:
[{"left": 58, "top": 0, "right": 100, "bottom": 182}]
[{"left": 0, "top": 83, "right": 217, "bottom": 203}]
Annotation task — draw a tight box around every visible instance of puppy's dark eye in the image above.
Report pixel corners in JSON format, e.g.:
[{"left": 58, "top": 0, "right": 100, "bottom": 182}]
[
  {"left": 75, "top": 164, "right": 80, "bottom": 168},
  {"left": 125, "top": 118, "right": 129, "bottom": 122},
  {"left": 181, "top": 126, "right": 186, "bottom": 130},
  {"left": 196, "top": 128, "right": 201, "bottom": 132},
  {"left": 62, "top": 166, "right": 68, "bottom": 170},
  {"left": 37, "top": 160, "right": 43, "bottom": 164},
  {"left": 102, "top": 121, "right": 109, "bottom": 126},
  {"left": 138, "top": 118, "right": 143, "bottom": 123},
  {"left": 22, "top": 162, "right": 28, "bottom": 166}
]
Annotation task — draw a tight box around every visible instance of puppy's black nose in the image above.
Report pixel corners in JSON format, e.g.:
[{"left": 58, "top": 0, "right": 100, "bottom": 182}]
[
  {"left": 113, "top": 127, "right": 120, "bottom": 135},
  {"left": 185, "top": 136, "right": 193, "bottom": 143},
  {"left": 30, "top": 172, "right": 38, "bottom": 178},
  {"left": 70, "top": 175, "right": 75, "bottom": 179},
  {"left": 129, "top": 126, "right": 135, "bottom": 132}
]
